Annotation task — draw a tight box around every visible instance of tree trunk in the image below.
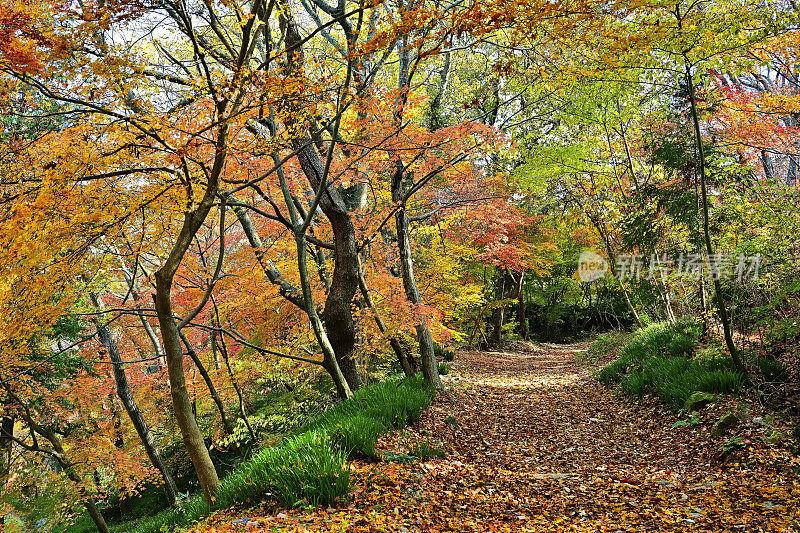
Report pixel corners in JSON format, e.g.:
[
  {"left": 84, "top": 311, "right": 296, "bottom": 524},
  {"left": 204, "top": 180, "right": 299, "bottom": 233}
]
[
  {"left": 698, "top": 276, "right": 709, "bottom": 335},
  {"left": 0, "top": 414, "right": 12, "bottom": 526},
  {"left": 53, "top": 440, "right": 110, "bottom": 533},
  {"left": 294, "top": 230, "right": 353, "bottom": 399},
  {"left": 231, "top": 201, "right": 356, "bottom": 394},
  {"left": 784, "top": 115, "right": 799, "bottom": 186},
  {"left": 89, "top": 294, "right": 179, "bottom": 506},
  {"left": 684, "top": 62, "right": 748, "bottom": 379},
  {"left": 178, "top": 331, "right": 234, "bottom": 437},
  {"left": 587, "top": 216, "right": 644, "bottom": 328},
  {"left": 285, "top": 139, "right": 363, "bottom": 394},
  {"left": 231, "top": 201, "right": 305, "bottom": 309},
  {"left": 490, "top": 271, "right": 507, "bottom": 348},
  {"left": 395, "top": 207, "right": 442, "bottom": 390},
  {"left": 80, "top": 494, "right": 110, "bottom": 533},
  {"left": 429, "top": 51, "right": 451, "bottom": 131},
  {"left": 281, "top": 8, "right": 363, "bottom": 393},
  {"left": 320, "top": 210, "right": 363, "bottom": 391},
  {"left": 154, "top": 274, "right": 220, "bottom": 506},
  {"left": 3, "top": 385, "right": 112, "bottom": 533},
  {"left": 356, "top": 255, "right": 415, "bottom": 376},
  {"left": 212, "top": 308, "right": 257, "bottom": 446},
  {"left": 516, "top": 271, "right": 528, "bottom": 340},
  {"left": 761, "top": 150, "right": 776, "bottom": 181},
  {"left": 153, "top": 201, "right": 221, "bottom": 505}
]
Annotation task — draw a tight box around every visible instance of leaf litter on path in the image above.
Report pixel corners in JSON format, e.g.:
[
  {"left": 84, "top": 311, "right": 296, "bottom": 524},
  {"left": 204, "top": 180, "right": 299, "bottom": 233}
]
[{"left": 194, "top": 344, "right": 800, "bottom": 532}]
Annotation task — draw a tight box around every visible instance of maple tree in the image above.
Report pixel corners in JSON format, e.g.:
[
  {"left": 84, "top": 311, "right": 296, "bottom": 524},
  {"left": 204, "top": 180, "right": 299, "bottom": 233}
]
[{"left": 1, "top": 0, "right": 505, "bottom": 520}]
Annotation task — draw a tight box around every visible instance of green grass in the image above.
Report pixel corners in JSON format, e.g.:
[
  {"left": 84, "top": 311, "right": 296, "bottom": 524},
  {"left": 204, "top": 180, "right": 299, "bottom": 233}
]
[
  {"left": 619, "top": 317, "right": 702, "bottom": 361},
  {"left": 597, "top": 318, "right": 743, "bottom": 410},
  {"left": 407, "top": 439, "right": 447, "bottom": 460},
  {"left": 214, "top": 429, "right": 350, "bottom": 509},
  {"left": 581, "top": 331, "right": 630, "bottom": 362},
  {"left": 329, "top": 414, "right": 387, "bottom": 460},
  {"left": 303, "top": 374, "right": 434, "bottom": 433},
  {"left": 66, "top": 508, "right": 187, "bottom": 533},
  {"left": 106, "top": 374, "right": 435, "bottom": 533}
]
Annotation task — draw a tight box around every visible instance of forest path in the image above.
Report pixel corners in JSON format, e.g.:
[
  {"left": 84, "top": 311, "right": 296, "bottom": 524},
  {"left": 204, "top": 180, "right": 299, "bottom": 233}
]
[{"left": 197, "top": 344, "right": 799, "bottom": 532}]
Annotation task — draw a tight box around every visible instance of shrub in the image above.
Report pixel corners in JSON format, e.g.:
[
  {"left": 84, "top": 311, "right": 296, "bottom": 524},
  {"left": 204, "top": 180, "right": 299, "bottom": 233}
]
[{"left": 438, "top": 362, "right": 451, "bottom": 375}]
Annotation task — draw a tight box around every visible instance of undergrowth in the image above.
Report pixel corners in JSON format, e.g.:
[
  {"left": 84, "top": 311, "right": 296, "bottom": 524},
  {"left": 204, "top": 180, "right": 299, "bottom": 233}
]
[
  {"left": 407, "top": 439, "right": 447, "bottom": 460},
  {"left": 597, "top": 318, "right": 744, "bottom": 410},
  {"left": 114, "top": 375, "right": 434, "bottom": 533},
  {"left": 580, "top": 330, "right": 630, "bottom": 363},
  {"left": 434, "top": 344, "right": 455, "bottom": 362}
]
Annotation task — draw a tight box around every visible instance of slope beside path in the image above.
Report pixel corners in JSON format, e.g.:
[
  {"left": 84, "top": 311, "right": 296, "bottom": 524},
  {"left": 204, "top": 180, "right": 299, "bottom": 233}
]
[{"left": 196, "top": 343, "right": 799, "bottom": 532}]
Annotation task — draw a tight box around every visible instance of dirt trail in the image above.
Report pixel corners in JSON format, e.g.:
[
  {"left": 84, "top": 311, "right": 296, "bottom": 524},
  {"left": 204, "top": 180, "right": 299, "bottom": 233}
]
[{"left": 199, "top": 345, "right": 799, "bottom": 532}]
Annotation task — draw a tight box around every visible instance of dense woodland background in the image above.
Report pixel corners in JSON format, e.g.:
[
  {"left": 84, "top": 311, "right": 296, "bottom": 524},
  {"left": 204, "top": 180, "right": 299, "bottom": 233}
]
[{"left": 1, "top": 0, "right": 800, "bottom": 531}]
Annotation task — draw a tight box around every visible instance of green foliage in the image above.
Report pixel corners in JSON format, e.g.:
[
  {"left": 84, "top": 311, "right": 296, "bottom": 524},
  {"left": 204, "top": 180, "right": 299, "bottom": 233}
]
[
  {"left": 582, "top": 331, "right": 630, "bottom": 362},
  {"left": 122, "top": 375, "right": 435, "bottom": 532},
  {"left": 329, "top": 414, "right": 387, "bottom": 460},
  {"left": 524, "top": 253, "right": 639, "bottom": 342},
  {"left": 719, "top": 435, "right": 746, "bottom": 455},
  {"left": 24, "top": 313, "right": 93, "bottom": 389},
  {"left": 215, "top": 430, "right": 350, "bottom": 510},
  {"left": 434, "top": 343, "right": 455, "bottom": 362},
  {"left": 220, "top": 378, "right": 332, "bottom": 450},
  {"left": 618, "top": 317, "right": 702, "bottom": 361},
  {"left": 618, "top": 356, "right": 743, "bottom": 410},
  {"left": 438, "top": 362, "right": 451, "bottom": 375},
  {"left": 598, "top": 318, "right": 743, "bottom": 410},
  {"left": 9, "top": 466, "right": 86, "bottom": 533},
  {"left": 383, "top": 451, "right": 417, "bottom": 464},
  {"left": 66, "top": 507, "right": 187, "bottom": 533},
  {"left": 671, "top": 412, "right": 701, "bottom": 428},
  {"left": 407, "top": 439, "right": 447, "bottom": 461},
  {"left": 304, "top": 375, "right": 435, "bottom": 433},
  {"left": 755, "top": 357, "right": 788, "bottom": 383},
  {"left": 596, "top": 357, "right": 630, "bottom": 384}
]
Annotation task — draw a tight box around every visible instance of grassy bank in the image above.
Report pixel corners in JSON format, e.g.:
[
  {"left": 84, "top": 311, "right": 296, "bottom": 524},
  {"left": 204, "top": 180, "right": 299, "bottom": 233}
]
[
  {"left": 69, "top": 375, "right": 435, "bottom": 533},
  {"left": 596, "top": 318, "right": 744, "bottom": 410}
]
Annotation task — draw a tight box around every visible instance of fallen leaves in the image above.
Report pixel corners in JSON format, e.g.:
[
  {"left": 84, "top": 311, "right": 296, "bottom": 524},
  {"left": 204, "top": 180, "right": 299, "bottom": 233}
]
[{"left": 194, "top": 343, "right": 800, "bottom": 532}]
